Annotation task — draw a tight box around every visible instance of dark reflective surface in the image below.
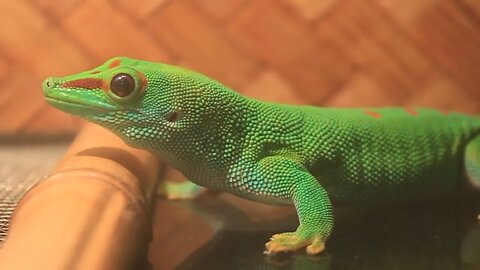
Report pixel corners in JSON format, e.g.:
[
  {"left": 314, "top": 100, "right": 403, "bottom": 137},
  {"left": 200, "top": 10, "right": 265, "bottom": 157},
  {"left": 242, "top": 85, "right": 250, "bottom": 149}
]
[{"left": 174, "top": 200, "right": 480, "bottom": 270}]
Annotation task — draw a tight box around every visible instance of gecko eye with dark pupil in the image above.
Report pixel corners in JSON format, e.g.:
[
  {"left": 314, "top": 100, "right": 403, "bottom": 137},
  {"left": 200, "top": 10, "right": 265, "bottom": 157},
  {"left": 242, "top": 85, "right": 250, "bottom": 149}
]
[{"left": 110, "top": 73, "right": 135, "bottom": 97}]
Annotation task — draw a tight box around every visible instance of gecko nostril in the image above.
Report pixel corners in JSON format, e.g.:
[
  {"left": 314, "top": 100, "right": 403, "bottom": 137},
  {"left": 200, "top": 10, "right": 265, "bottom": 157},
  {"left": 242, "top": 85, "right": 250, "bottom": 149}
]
[{"left": 44, "top": 77, "right": 58, "bottom": 89}]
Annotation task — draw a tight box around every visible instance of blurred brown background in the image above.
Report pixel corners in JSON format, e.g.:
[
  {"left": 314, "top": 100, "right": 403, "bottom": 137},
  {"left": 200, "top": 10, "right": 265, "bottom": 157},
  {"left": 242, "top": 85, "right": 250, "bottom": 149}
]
[{"left": 0, "top": 0, "right": 479, "bottom": 136}]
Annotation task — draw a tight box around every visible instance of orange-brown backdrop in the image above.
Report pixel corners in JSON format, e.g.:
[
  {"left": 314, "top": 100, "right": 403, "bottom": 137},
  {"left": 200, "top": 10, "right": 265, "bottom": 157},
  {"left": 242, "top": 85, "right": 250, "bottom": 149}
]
[{"left": 0, "top": 0, "right": 479, "bottom": 136}]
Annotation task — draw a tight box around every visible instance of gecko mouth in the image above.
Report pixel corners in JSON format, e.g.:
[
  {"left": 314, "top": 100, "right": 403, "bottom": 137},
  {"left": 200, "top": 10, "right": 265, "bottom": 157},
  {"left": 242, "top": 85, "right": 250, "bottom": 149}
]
[{"left": 45, "top": 96, "right": 117, "bottom": 113}]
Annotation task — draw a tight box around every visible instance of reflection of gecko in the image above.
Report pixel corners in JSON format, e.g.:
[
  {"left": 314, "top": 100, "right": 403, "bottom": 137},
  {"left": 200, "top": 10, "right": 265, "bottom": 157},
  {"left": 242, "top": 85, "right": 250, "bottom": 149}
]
[{"left": 42, "top": 57, "right": 480, "bottom": 255}]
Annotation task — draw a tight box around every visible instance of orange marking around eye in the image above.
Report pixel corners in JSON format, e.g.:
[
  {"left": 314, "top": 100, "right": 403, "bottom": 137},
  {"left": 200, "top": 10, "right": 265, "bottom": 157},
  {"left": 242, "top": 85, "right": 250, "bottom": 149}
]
[
  {"left": 404, "top": 107, "right": 418, "bottom": 116},
  {"left": 61, "top": 78, "right": 104, "bottom": 90},
  {"left": 108, "top": 59, "right": 121, "bottom": 68},
  {"left": 137, "top": 71, "right": 148, "bottom": 93},
  {"left": 364, "top": 110, "right": 382, "bottom": 119}
]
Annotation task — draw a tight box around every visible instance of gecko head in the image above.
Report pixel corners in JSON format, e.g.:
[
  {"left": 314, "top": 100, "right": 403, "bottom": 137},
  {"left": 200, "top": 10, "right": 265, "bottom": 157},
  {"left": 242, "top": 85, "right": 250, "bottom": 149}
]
[
  {"left": 43, "top": 57, "right": 221, "bottom": 147},
  {"left": 43, "top": 57, "right": 149, "bottom": 128}
]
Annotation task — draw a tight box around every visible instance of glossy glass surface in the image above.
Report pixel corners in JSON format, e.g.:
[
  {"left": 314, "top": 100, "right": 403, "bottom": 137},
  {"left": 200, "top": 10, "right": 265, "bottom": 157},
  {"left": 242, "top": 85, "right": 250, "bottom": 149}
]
[{"left": 152, "top": 196, "right": 480, "bottom": 270}]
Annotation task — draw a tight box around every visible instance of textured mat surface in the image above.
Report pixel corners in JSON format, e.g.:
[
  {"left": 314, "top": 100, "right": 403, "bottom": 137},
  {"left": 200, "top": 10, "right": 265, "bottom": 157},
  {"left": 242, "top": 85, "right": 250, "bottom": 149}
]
[{"left": 0, "top": 142, "right": 67, "bottom": 245}]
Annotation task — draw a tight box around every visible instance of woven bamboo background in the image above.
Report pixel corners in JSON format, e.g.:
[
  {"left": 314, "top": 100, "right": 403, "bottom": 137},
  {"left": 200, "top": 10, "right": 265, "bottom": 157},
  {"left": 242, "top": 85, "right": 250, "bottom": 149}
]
[{"left": 0, "top": 0, "right": 479, "bottom": 136}]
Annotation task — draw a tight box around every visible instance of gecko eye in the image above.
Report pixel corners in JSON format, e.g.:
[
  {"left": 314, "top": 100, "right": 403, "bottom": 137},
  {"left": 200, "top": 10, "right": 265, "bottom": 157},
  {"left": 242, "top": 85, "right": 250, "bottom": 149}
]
[{"left": 110, "top": 73, "right": 135, "bottom": 97}]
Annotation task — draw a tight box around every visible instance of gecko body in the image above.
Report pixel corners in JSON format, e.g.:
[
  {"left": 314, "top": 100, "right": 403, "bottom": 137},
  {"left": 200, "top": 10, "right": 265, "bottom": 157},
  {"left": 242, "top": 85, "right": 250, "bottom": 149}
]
[{"left": 43, "top": 57, "right": 480, "bottom": 254}]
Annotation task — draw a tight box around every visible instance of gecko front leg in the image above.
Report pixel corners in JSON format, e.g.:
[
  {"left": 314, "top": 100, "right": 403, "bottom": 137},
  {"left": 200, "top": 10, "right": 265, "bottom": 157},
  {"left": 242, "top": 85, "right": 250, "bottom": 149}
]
[
  {"left": 237, "top": 156, "right": 334, "bottom": 255},
  {"left": 266, "top": 174, "right": 333, "bottom": 255}
]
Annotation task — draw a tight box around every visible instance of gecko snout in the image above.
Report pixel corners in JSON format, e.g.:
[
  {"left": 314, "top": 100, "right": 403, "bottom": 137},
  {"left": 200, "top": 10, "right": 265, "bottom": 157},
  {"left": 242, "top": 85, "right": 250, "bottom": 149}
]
[
  {"left": 42, "top": 77, "right": 62, "bottom": 96},
  {"left": 43, "top": 77, "right": 59, "bottom": 89}
]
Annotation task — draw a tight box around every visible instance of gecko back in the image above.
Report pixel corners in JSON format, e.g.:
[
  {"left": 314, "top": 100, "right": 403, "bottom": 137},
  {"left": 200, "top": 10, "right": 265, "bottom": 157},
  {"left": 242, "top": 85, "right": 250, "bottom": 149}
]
[{"left": 297, "top": 107, "right": 480, "bottom": 205}]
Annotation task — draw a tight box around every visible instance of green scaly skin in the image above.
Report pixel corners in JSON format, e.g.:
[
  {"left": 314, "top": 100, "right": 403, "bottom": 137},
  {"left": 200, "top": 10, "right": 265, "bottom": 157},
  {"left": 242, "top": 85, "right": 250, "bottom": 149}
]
[{"left": 42, "top": 57, "right": 480, "bottom": 255}]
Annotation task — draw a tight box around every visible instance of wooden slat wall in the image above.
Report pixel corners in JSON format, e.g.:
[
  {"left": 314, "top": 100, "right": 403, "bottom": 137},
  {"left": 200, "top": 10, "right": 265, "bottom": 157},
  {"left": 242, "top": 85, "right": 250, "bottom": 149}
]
[{"left": 0, "top": 0, "right": 479, "bottom": 135}]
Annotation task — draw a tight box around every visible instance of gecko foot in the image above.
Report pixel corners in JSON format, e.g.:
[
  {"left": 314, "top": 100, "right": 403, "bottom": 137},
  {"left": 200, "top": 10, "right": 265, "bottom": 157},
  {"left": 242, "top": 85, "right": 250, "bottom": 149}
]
[
  {"left": 265, "top": 232, "right": 325, "bottom": 255},
  {"left": 158, "top": 181, "right": 206, "bottom": 200}
]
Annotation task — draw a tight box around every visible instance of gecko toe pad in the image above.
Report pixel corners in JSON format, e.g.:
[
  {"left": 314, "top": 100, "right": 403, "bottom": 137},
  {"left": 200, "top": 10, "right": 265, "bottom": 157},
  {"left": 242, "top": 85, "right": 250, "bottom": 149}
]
[{"left": 265, "top": 232, "right": 325, "bottom": 255}]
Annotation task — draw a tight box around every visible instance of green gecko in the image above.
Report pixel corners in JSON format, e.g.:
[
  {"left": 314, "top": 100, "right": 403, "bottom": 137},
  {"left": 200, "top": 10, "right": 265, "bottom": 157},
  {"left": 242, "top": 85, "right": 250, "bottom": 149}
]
[{"left": 42, "top": 57, "right": 480, "bottom": 255}]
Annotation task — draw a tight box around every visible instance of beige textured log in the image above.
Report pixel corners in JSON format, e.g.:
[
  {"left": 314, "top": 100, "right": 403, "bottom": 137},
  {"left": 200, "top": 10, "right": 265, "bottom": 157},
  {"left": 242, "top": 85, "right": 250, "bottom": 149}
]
[{"left": 0, "top": 123, "right": 161, "bottom": 270}]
